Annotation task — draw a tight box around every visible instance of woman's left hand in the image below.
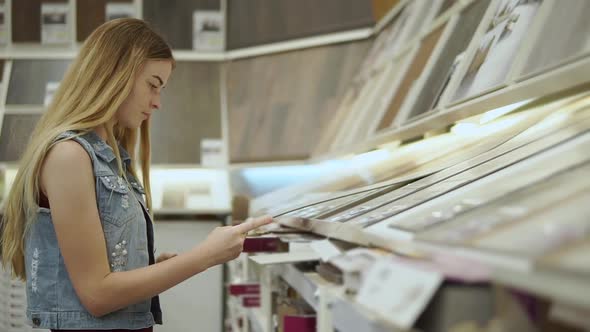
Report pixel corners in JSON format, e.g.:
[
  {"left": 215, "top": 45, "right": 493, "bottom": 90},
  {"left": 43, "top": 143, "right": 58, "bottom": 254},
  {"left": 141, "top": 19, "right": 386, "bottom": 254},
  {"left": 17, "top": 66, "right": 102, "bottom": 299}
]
[{"left": 156, "top": 252, "right": 178, "bottom": 263}]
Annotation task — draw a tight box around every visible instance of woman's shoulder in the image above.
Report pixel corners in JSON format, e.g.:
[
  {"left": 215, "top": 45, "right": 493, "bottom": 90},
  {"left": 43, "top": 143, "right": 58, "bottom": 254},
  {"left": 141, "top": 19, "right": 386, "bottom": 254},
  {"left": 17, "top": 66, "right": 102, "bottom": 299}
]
[
  {"left": 42, "top": 140, "right": 93, "bottom": 179},
  {"left": 40, "top": 140, "right": 96, "bottom": 200},
  {"left": 47, "top": 140, "right": 91, "bottom": 165}
]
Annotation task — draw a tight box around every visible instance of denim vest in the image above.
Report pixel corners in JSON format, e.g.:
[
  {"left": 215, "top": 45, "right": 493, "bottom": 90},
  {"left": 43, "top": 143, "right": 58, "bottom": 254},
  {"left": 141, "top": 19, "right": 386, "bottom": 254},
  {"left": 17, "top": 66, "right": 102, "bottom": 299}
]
[{"left": 24, "top": 130, "right": 162, "bottom": 330}]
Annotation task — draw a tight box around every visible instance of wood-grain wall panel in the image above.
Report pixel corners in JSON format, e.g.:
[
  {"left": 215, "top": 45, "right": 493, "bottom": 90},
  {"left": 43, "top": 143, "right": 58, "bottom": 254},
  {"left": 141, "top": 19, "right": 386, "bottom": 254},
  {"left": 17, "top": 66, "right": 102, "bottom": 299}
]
[
  {"left": 6, "top": 60, "right": 71, "bottom": 105},
  {"left": 150, "top": 61, "right": 221, "bottom": 164},
  {"left": 143, "top": 0, "right": 220, "bottom": 50},
  {"left": 227, "top": 0, "right": 374, "bottom": 49},
  {"left": 0, "top": 114, "right": 41, "bottom": 162},
  {"left": 226, "top": 41, "right": 369, "bottom": 162}
]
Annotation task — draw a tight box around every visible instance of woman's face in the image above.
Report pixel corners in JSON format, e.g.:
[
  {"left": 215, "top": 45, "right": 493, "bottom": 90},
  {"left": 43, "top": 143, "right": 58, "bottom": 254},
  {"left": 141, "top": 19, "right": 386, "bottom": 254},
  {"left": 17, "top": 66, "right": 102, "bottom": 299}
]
[{"left": 117, "top": 60, "right": 172, "bottom": 129}]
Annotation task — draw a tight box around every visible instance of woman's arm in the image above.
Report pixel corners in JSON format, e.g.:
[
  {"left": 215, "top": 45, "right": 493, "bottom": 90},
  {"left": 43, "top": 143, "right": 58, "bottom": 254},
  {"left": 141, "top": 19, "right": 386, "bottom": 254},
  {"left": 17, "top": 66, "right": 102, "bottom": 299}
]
[{"left": 41, "top": 141, "right": 271, "bottom": 317}]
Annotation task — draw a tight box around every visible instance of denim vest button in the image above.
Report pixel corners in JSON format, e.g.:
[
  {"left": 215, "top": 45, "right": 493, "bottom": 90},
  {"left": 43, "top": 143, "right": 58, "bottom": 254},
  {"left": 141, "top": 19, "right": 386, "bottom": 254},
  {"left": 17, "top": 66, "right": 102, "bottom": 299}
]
[{"left": 32, "top": 317, "right": 41, "bottom": 326}]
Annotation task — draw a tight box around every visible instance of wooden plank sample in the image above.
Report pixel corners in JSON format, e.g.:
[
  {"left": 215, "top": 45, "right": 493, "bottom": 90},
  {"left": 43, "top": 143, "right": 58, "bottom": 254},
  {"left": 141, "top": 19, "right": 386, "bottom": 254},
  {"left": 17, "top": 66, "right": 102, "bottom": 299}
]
[
  {"left": 226, "top": 0, "right": 374, "bottom": 49},
  {"left": 150, "top": 61, "right": 221, "bottom": 164},
  {"left": 143, "top": 0, "right": 220, "bottom": 50},
  {"left": 0, "top": 114, "right": 41, "bottom": 162},
  {"left": 520, "top": 0, "right": 590, "bottom": 79},
  {"left": 6, "top": 59, "right": 71, "bottom": 105},
  {"left": 226, "top": 41, "right": 369, "bottom": 162}
]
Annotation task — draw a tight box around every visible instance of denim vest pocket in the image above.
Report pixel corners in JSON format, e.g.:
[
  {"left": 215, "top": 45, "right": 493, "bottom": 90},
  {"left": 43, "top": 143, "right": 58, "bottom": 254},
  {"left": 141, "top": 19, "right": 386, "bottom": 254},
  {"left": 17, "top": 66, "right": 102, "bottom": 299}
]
[{"left": 97, "top": 175, "right": 138, "bottom": 227}]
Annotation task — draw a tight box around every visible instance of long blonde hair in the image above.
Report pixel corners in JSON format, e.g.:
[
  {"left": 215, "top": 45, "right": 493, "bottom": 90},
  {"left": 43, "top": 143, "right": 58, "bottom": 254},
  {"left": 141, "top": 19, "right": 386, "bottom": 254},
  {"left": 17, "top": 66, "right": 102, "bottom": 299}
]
[{"left": 1, "top": 18, "right": 175, "bottom": 279}]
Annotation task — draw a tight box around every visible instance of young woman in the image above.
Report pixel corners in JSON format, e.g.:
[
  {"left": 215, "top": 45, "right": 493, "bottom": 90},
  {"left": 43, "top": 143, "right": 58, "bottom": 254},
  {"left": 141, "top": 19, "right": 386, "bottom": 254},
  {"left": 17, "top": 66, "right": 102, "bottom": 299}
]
[{"left": 0, "top": 18, "right": 272, "bottom": 331}]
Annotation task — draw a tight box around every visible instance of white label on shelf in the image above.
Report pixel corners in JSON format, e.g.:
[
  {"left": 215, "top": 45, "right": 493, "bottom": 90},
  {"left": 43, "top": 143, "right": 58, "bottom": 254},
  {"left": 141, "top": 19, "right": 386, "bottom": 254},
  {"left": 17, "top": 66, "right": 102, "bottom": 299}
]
[
  {"left": 0, "top": 4, "right": 6, "bottom": 45},
  {"left": 201, "top": 139, "right": 226, "bottom": 167},
  {"left": 310, "top": 239, "right": 345, "bottom": 262},
  {"left": 356, "top": 258, "right": 442, "bottom": 329},
  {"left": 44, "top": 81, "right": 61, "bottom": 107},
  {"left": 193, "top": 10, "right": 224, "bottom": 52},
  {"left": 106, "top": 3, "right": 136, "bottom": 21},
  {"left": 41, "top": 4, "right": 69, "bottom": 45}
]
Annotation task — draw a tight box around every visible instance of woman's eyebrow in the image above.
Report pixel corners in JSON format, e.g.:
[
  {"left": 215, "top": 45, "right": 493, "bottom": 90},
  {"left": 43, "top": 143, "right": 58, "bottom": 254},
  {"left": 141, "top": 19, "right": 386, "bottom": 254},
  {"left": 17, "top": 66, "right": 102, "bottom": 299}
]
[{"left": 151, "top": 75, "right": 164, "bottom": 86}]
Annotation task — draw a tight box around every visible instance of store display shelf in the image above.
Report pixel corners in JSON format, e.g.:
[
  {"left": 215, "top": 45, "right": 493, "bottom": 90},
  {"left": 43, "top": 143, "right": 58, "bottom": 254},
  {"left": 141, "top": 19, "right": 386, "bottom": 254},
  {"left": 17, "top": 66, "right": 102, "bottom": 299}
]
[
  {"left": 328, "top": 289, "right": 406, "bottom": 332},
  {"left": 272, "top": 260, "right": 408, "bottom": 332},
  {"left": 315, "top": 54, "right": 590, "bottom": 162},
  {"left": 276, "top": 263, "right": 320, "bottom": 311},
  {"left": 246, "top": 307, "right": 267, "bottom": 332}
]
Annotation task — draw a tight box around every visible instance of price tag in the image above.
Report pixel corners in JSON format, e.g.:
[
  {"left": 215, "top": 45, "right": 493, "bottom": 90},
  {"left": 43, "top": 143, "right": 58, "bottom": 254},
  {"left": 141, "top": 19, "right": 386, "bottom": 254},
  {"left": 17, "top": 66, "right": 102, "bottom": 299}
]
[
  {"left": 41, "top": 3, "right": 69, "bottom": 44},
  {"left": 356, "top": 258, "right": 442, "bottom": 329},
  {"left": 193, "top": 10, "right": 224, "bottom": 51},
  {"left": 201, "top": 139, "right": 226, "bottom": 167}
]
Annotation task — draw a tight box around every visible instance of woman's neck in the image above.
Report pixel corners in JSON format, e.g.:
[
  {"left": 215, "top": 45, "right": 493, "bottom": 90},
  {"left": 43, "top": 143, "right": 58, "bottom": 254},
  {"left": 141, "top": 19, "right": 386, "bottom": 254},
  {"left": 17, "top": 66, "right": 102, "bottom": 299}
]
[{"left": 93, "top": 119, "right": 117, "bottom": 141}]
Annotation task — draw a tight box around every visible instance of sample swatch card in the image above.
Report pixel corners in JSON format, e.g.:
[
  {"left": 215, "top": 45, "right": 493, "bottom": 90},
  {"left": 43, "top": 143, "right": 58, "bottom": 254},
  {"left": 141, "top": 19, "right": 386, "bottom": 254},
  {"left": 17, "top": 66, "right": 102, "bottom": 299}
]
[
  {"left": 41, "top": 3, "right": 69, "bottom": 44},
  {"left": 106, "top": 3, "right": 136, "bottom": 21},
  {"left": 44, "top": 81, "right": 60, "bottom": 107},
  {"left": 201, "top": 138, "right": 226, "bottom": 167},
  {"left": 193, "top": 11, "right": 224, "bottom": 51},
  {"left": 356, "top": 259, "right": 442, "bottom": 329}
]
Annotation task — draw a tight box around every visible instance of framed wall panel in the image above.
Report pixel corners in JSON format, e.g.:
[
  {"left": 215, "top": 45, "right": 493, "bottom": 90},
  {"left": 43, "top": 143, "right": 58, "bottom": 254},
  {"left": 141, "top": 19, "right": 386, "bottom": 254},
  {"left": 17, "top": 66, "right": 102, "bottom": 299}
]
[
  {"left": 435, "top": 0, "right": 460, "bottom": 18},
  {"left": 367, "top": 0, "right": 434, "bottom": 72},
  {"left": 6, "top": 59, "right": 71, "bottom": 105},
  {"left": 336, "top": 70, "right": 387, "bottom": 148},
  {"left": 375, "top": 25, "right": 447, "bottom": 131},
  {"left": 312, "top": 84, "right": 360, "bottom": 156},
  {"left": 0, "top": 114, "right": 41, "bottom": 162},
  {"left": 226, "top": 0, "right": 374, "bottom": 50},
  {"left": 371, "top": 0, "right": 401, "bottom": 23},
  {"left": 226, "top": 41, "right": 369, "bottom": 162},
  {"left": 143, "top": 0, "right": 221, "bottom": 50},
  {"left": 357, "top": 4, "right": 409, "bottom": 77},
  {"left": 451, "top": 0, "right": 543, "bottom": 103},
  {"left": 397, "top": 0, "right": 490, "bottom": 123},
  {"left": 517, "top": 0, "right": 590, "bottom": 80},
  {"left": 150, "top": 61, "right": 221, "bottom": 164}
]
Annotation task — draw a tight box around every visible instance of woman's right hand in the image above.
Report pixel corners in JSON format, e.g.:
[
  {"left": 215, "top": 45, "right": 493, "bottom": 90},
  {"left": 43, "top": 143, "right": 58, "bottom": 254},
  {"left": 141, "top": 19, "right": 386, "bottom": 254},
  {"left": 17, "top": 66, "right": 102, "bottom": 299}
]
[{"left": 198, "top": 215, "right": 273, "bottom": 267}]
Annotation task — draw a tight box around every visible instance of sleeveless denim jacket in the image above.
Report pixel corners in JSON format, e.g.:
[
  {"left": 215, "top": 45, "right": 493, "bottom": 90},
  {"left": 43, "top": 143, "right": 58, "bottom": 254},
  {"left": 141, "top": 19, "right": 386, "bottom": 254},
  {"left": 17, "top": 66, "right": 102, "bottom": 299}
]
[{"left": 24, "top": 130, "right": 162, "bottom": 330}]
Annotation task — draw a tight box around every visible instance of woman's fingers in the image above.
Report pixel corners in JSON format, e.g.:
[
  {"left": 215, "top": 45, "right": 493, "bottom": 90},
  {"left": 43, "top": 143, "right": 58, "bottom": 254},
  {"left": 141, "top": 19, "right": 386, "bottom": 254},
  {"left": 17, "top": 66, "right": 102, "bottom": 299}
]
[{"left": 233, "top": 215, "right": 273, "bottom": 235}]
